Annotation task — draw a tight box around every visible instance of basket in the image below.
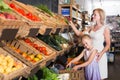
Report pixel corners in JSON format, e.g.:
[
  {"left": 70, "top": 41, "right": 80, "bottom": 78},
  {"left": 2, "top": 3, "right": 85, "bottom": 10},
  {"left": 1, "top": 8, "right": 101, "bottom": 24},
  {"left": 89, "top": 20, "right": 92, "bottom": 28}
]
[
  {"left": 0, "top": 47, "right": 30, "bottom": 80},
  {"left": 59, "top": 69, "right": 85, "bottom": 80}
]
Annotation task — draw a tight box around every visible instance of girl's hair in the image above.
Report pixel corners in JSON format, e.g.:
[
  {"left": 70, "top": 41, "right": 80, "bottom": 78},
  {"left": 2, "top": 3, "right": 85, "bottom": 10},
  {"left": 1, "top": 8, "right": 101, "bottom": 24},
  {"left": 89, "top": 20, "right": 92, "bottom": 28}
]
[
  {"left": 81, "top": 34, "right": 91, "bottom": 41},
  {"left": 93, "top": 8, "right": 105, "bottom": 25}
]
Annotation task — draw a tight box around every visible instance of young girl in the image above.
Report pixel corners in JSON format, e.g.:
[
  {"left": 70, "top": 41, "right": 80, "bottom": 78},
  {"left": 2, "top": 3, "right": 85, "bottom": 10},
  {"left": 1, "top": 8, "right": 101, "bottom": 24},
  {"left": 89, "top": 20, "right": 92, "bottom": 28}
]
[{"left": 66, "top": 34, "right": 101, "bottom": 80}]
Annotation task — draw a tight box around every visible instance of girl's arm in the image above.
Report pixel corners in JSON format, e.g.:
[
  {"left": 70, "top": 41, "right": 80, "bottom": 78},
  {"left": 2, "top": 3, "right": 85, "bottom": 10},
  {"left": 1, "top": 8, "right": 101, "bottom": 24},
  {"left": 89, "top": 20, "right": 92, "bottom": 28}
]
[
  {"left": 66, "top": 49, "right": 85, "bottom": 67},
  {"left": 97, "top": 27, "right": 111, "bottom": 61},
  {"left": 73, "top": 49, "right": 98, "bottom": 70}
]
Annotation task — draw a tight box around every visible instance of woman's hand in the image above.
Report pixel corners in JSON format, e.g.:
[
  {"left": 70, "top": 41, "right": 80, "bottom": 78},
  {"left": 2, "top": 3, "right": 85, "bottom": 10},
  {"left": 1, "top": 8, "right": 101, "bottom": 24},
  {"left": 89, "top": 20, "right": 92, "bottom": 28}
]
[
  {"left": 69, "top": 21, "right": 75, "bottom": 27},
  {"left": 96, "top": 53, "right": 103, "bottom": 62}
]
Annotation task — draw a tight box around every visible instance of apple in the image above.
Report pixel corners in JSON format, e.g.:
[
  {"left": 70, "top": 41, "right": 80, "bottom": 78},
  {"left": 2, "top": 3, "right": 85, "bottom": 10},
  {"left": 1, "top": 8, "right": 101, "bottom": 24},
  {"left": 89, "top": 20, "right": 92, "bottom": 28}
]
[
  {"left": 21, "top": 52, "right": 27, "bottom": 58},
  {"left": 26, "top": 56, "right": 32, "bottom": 61},
  {"left": 34, "top": 57, "right": 40, "bottom": 62},
  {"left": 36, "top": 54, "right": 43, "bottom": 59},
  {"left": 29, "top": 54, "right": 35, "bottom": 59}
]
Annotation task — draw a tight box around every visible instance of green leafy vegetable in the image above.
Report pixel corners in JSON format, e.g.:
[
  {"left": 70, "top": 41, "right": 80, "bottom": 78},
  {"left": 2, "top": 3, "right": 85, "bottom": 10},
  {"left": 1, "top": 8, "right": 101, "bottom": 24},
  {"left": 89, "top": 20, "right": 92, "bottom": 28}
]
[{"left": 36, "top": 4, "right": 53, "bottom": 16}]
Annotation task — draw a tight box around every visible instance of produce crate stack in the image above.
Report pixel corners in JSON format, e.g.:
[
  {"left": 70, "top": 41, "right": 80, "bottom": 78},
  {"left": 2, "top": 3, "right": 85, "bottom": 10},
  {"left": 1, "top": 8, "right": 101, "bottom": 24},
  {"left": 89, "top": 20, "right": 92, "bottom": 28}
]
[
  {"left": 5, "top": 0, "right": 53, "bottom": 35},
  {"left": 3, "top": 0, "right": 41, "bottom": 37},
  {"left": 0, "top": 47, "right": 30, "bottom": 80},
  {"left": 0, "top": 0, "right": 29, "bottom": 39}
]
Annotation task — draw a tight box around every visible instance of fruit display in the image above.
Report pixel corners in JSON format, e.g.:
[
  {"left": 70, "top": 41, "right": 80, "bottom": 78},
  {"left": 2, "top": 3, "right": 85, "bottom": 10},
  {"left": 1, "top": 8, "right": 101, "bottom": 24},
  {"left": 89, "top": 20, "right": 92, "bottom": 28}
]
[
  {"left": 8, "top": 3, "right": 41, "bottom": 22},
  {"left": 1, "top": 40, "right": 45, "bottom": 69},
  {"left": 0, "top": 0, "right": 73, "bottom": 79},
  {"left": 23, "top": 38, "right": 49, "bottom": 56},
  {"left": 0, "top": 48, "right": 25, "bottom": 74},
  {"left": 6, "top": 43, "right": 44, "bottom": 64}
]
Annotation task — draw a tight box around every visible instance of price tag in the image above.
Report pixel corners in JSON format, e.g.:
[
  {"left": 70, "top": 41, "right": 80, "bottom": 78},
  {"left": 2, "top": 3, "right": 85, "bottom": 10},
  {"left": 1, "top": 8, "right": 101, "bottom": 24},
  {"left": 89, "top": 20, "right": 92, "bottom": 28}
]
[
  {"left": 0, "top": 29, "right": 18, "bottom": 40},
  {"left": 54, "top": 28, "right": 61, "bottom": 34},
  {"left": 44, "top": 28, "right": 52, "bottom": 35},
  {"left": 27, "top": 28, "right": 39, "bottom": 37}
]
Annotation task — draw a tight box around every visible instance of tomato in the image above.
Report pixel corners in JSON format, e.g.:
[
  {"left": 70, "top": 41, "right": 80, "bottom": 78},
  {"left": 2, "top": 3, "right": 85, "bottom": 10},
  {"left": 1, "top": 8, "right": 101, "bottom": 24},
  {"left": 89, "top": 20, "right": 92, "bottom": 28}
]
[
  {"left": 17, "top": 8, "right": 25, "bottom": 16},
  {"left": 33, "top": 44, "right": 39, "bottom": 49},
  {"left": 42, "top": 50, "right": 49, "bottom": 56},
  {"left": 41, "top": 47, "right": 46, "bottom": 51},
  {"left": 9, "top": 3, "right": 16, "bottom": 8},
  {"left": 24, "top": 38, "right": 31, "bottom": 43}
]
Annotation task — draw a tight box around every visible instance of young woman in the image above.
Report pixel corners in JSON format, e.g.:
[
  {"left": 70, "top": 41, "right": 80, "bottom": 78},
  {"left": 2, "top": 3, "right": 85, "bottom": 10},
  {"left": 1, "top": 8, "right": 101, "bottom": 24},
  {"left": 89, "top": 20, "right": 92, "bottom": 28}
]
[
  {"left": 67, "top": 34, "right": 101, "bottom": 80},
  {"left": 69, "top": 8, "right": 111, "bottom": 80}
]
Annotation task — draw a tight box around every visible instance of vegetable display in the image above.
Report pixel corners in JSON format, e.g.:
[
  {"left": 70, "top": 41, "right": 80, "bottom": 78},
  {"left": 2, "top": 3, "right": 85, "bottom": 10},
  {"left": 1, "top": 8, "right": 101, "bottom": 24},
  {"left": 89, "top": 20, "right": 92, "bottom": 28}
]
[
  {"left": 37, "top": 34, "right": 62, "bottom": 51},
  {"left": 41, "top": 67, "right": 59, "bottom": 80}
]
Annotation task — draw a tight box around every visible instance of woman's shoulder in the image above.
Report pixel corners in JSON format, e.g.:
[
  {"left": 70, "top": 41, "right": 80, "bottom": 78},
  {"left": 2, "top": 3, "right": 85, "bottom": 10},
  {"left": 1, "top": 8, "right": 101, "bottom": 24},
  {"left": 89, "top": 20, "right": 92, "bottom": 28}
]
[{"left": 103, "top": 24, "right": 110, "bottom": 29}]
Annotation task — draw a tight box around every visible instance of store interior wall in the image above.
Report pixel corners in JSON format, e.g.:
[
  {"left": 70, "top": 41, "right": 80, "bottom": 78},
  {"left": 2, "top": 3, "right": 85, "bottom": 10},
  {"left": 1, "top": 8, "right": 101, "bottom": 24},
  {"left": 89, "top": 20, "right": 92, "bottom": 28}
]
[{"left": 76, "top": 0, "right": 120, "bottom": 16}]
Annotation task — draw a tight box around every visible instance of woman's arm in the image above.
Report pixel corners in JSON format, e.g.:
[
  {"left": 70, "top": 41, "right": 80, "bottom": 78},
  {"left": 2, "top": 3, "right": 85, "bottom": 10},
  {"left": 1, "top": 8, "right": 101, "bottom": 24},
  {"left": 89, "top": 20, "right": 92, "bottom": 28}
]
[
  {"left": 73, "top": 49, "right": 98, "bottom": 70},
  {"left": 97, "top": 27, "right": 111, "bottom": 61},
  {"left": 69, "top": 21, "right": 92, "bottom": 36},
  {"left": 69, "top": 21, "right": 83, "bottom": 36}
]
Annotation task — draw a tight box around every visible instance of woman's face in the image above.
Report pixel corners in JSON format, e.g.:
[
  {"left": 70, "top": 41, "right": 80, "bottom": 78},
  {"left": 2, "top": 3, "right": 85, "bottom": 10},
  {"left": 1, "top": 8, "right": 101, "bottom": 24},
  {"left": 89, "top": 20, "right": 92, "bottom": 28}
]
[{"left": 92, "top": 10, "right": 100, "bottom": 22}]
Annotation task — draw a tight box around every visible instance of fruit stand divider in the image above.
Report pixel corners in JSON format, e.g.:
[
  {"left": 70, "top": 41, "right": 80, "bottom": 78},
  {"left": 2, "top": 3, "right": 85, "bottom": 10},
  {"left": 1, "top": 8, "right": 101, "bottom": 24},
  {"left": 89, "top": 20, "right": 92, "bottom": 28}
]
[{"left": 0, "top": 46, "right": 30, "bottom": 80}]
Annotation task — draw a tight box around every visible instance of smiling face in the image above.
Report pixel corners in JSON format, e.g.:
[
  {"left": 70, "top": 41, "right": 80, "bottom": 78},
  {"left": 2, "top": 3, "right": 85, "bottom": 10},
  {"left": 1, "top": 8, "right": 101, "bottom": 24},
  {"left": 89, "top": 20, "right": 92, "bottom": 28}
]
[{"left": 82, "top": 35, "right": 92, "bottom": 50}]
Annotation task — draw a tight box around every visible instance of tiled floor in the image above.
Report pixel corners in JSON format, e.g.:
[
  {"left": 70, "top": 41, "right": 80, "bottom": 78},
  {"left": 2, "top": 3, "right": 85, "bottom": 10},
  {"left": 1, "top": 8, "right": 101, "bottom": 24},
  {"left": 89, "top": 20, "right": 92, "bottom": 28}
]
[{"left": 106, "top": 53, "right": 120, "bottom": 80}]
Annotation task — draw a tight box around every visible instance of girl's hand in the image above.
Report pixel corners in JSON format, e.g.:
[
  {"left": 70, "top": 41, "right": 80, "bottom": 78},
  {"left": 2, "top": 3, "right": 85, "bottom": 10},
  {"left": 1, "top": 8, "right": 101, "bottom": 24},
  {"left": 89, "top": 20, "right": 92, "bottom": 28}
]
[
  {"left": 72, "top": 65, "right": 80, "bottom": 71},
  {"left": 66, "top": 62, "right": 72, "bottom": 68}
]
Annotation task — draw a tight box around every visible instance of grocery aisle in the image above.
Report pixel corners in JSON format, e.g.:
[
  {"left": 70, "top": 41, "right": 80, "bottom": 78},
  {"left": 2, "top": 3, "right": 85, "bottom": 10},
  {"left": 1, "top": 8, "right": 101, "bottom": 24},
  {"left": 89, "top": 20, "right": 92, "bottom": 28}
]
[{"left": 106, "top": 53, "right": 120, "bottom": 80}]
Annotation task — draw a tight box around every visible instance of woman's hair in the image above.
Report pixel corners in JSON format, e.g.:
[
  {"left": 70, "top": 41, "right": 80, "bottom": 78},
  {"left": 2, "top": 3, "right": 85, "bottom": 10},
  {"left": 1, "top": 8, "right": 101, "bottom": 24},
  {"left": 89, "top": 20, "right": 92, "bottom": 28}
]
[{"left": 93, "top": 8, "right": 105, "bottom": 25}]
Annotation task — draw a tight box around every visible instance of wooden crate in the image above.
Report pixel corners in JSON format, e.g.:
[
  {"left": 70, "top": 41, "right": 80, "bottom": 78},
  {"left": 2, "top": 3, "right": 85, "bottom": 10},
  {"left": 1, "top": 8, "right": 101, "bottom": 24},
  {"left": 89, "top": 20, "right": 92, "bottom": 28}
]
[
  {"left": 0, "top": 47, "right": 30, "bottom": 80},
  {"left": 59, "top": 69, "right": 85, "bottom": 80},
  {"left": 39, "top": 24, "right": 53, "bottom": 35},
  {"left": 36, "top": 37, "right": 65, "bottom": 56},
  {"left": 19, "top": 37, "right": 57, "bottom": 62},
  {"left": 2, "top": 40, "right": 46, "bottom": 68},
  {"left": 4, "top": 0, "right": 42, "bottom": 26}
]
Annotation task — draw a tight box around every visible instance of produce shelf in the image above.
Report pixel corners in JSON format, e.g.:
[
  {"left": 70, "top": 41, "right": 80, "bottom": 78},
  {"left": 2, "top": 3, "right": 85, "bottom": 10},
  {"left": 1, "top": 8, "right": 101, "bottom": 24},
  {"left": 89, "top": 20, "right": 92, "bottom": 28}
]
[{"left": 0, "top": 47, "right": 30, "bottom": 80}]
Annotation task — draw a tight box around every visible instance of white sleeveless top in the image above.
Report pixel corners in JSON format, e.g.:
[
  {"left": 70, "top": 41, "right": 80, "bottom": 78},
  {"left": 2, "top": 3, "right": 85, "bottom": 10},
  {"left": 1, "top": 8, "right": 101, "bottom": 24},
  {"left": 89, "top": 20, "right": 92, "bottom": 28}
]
[{"left": 89, "top": 26, "right": 106, "bottom": 52}]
